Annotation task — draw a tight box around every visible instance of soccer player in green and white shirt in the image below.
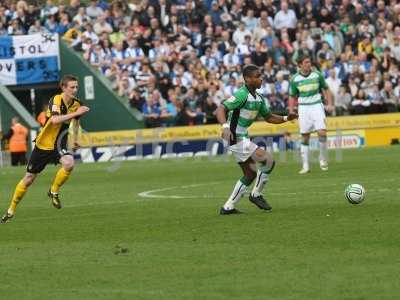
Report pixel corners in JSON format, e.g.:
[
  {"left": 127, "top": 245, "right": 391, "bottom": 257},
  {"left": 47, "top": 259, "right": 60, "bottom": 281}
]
[
  {"left": 289, "top": 55, "right": 333, "bottom": 174},
  {"left": 216, "top": 65, "right": 297, "bottom": 215}
]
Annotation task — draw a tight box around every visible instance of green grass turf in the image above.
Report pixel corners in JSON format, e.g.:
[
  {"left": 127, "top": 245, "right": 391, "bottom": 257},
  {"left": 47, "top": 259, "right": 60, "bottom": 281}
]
[{"left": 0, "top": 146, "right": 399, "bottom": 300}]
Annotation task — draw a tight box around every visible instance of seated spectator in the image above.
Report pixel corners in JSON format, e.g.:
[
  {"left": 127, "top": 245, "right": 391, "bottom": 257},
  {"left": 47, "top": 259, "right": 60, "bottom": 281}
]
[
  {"left": 81, "top": 22, "right": 99, "bottom": 44},
  {"left": 351, "top": 89, "right": 370, "bottom": 115},
  {"left": 41, "top": 0, "right": 59, "bottom": 19},
  {"left": 73, "top": 7, "right": 91, "bottom": 26},
  {"left": 183, "top": 88, "right": 205, "bottom": 125},
  {"left": 160, "top": 98, "right": 178, "bottom": 127},
  {"left": 28, "top": 19, "right": 47, "bottom": 35},
  {"left": 200, "top": 47, "right": 219, "bottom": 71},
  {"left": 8, "top": 18, "right": 25, "bottom": 35},
  {"left": 274, "top": 72, "right": 289, "bottom": 96},
  {"left": 117, "top": 72, "right": 136, "bottom": 98},
  {"left": 202, "top": 96, "right": 218, "bottom": 124},
  {"left": 268, "top": 93, "right": 286, "bottom": 115},
  {"left": 142, "top": 98, "right": 161, "bottom": 128},
  {"left": 368, "top": 84, "right": 385, "bottom": 113},
  {"left": 223, "top": 45, "right": 240, "bottom": 71},
  {"left": 381, "top": 81, "right": 398, "bottom": 112},
  {"left": 235, "top": 34, "right": 253, "bottom": 63},
  {"left": 129, "top": 89, "right": 145, "bottom": 112},
  {"left": 86, "top": 0, "right": 104, "bottom": 20},
  {"left": 93, "top": 14, "right": 113, "bottom": 35}
]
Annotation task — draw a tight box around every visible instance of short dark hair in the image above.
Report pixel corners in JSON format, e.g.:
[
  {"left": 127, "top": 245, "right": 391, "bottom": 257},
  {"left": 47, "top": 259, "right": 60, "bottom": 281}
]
[
  {"left": 242, "top": 64, "right": 259, "bottom": 78},
  {"left": 297, "top": 54, "right": 311, "bottom": 65},
  {"left": 60, "top": 74, "right": 78, "bottom": 88}
]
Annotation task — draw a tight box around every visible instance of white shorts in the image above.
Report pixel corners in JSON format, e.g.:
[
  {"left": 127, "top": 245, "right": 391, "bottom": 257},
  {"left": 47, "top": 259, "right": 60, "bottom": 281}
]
[
  {"left": 298, "top": 103, "right": 326, "bottom": 134},
  {"left": 229, "top": 138, "right": 258, "bottom": 162}
]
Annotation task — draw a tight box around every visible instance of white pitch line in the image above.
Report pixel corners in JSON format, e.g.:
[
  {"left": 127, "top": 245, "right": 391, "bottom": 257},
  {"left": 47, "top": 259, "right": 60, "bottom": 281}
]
[
  {"left": 137, "top": 184, "right": 398, "bottom": 200},
  {"left": 137, "top": 182, "right": 220, "bottom": 200}
]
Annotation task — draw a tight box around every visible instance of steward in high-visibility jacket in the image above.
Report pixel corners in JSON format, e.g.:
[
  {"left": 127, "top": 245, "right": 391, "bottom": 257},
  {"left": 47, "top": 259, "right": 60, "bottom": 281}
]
[{"left": 1, "top": 117, "right": 28, "bottom": 166}]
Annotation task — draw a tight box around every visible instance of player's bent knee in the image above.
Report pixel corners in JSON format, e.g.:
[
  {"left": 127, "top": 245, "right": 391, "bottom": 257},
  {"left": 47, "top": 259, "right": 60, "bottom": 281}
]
[
  {"left": 61, "top": 156, "right": 74, "bottom": 171},
  {"left": 23, "top": 173, "right": 36, "bottom": 186}
]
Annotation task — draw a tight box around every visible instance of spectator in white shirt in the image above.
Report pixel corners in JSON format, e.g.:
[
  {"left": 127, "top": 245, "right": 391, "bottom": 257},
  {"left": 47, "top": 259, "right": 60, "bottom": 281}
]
[
  {"left": 86, "top": 0, "right": 104, "bottom": 20},
  {"left": 200, "top": 48, "right": 219, "bottom": 71},
  {"left": 126, "top": 38, "right": 145, "bottom": 73},
  {"left": 73, "top": 7, "right": 91, "bottom": 26},
  {"left": 325, "top": 69, "right": 342, "bottom": 111},
  {"left": 82, "top": 23, "right": 99, "bottom": 44},
  {"left": 232, "top": 21, "right": 252, "bottom": 45},
  {"left": 93, "top": 14, "right": 113, "bottom": 35},
  {"left": 235, "top": 35, "right": 253, "bottom": 62},
  {"left": 242, "top": 9, "right": 257, "bottom": 32},
  {"left": 223, "top": 45, "right": 240, "bottom": 71},
  {"left": 273, "top": 2, "right": 297, "bottom": 30},
  {"left": 223, "top": 77, "right": 238, "bottom": 97}
]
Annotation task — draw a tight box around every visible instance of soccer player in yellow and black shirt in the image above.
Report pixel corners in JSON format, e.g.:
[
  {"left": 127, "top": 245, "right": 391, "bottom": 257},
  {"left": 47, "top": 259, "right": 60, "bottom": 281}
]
[{"left": 1, "top": 75, "right": 90, "bottom": 223}]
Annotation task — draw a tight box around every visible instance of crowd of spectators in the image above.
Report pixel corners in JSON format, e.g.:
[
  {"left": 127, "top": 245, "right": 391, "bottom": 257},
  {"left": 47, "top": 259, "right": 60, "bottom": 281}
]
[{"left": 1, "top": 0, "right": 400, "bottom": 127}]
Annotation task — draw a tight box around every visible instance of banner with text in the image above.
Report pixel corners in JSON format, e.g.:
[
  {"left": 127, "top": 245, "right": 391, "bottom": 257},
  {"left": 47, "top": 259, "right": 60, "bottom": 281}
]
[
  {"left": 77, "top": 113, "right": 400, "bottom": 147},
  {"left": 0, "top": 33, "right": 60, "bottom": 85}
]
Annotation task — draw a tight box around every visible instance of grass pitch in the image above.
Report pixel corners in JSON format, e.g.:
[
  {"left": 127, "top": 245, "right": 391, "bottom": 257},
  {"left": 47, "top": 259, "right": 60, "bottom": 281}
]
[{"left": 0, "top": 146, "right": 399, "bottom": 299}]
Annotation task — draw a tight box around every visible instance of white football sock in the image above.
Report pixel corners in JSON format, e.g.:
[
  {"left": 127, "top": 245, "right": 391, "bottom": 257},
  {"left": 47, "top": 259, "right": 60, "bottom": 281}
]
[
  {"left": 319, "top": 141, "right": 328, "bottom": 162},
  {"left": 251, "top": 170, "right": 269, "bottom": 197},
  {"left": 223, "top": 179, "right": 247, "bottom": 210},
  {"left": 300, "top": 144, "right": 310, "bottom": 170}
]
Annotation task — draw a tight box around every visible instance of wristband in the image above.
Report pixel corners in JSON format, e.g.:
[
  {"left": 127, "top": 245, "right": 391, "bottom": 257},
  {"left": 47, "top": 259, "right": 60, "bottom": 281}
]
[
  {"left": 222, "top": 123, "right": 230, "bottom": 129},
  {"left": 283, "top": 116, "right": 288, "bottom": 122}
]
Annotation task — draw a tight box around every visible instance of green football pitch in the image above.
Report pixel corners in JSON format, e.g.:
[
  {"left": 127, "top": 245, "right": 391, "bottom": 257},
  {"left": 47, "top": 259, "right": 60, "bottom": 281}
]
[{"left": 0, "top": 146, "right": 399, "bottom": 299}]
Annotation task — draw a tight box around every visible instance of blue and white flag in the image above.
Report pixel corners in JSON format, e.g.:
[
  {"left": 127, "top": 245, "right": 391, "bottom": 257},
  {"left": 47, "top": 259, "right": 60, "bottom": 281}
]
[{"left": 0, "top": 33, "right": 60, "bottom": 86}]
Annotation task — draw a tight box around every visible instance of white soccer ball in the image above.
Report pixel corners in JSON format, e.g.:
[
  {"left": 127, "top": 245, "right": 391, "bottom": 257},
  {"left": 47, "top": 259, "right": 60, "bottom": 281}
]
[{"left": 344, "top": 184, "right": 365, "bottom": 204}]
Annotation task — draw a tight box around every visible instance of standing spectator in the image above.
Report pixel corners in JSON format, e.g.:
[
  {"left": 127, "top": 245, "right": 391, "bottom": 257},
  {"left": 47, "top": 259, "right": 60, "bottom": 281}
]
[
  {"left": 325, "top": 69, "right": 341, "bottom": 113},
  {"left": 1, "top": 117, "right": 28, "bottom": 166}
]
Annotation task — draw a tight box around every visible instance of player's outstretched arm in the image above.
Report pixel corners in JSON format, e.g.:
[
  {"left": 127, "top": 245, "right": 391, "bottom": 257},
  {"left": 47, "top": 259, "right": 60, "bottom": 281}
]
[
  {"left": 51, "top": 106, "right": 90, "bottom": 125},
  {"left": 265, "top": 113, "right": 298, "bottom": 124}
]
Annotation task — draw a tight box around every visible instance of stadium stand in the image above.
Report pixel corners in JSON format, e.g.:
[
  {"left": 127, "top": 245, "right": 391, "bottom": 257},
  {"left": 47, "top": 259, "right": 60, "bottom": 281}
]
[{"left": 1, "top": 0, "right": 400, "bottom": 128}]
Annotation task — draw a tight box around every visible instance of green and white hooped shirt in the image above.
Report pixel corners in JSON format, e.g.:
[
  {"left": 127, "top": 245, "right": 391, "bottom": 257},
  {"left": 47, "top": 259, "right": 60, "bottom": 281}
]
[
  {"left": 222, "top": 85, "right": 271, "bottom": 145},
  {"left": 289, "top": 70, "right": 328, "bottom": 105}
]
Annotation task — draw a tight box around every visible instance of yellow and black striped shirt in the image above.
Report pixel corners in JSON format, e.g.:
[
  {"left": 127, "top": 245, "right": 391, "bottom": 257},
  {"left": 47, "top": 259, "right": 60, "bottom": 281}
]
[{"left": 35, "top": 93, "right": 81, "bottom": 151}]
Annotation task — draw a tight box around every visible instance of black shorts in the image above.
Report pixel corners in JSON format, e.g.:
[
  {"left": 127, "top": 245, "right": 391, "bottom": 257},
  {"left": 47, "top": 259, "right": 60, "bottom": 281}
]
[
  {"left": 11, "top": 152, "right": 27, "bottom": 166},
  {"left": 27, "top": 147, "right": 71, "bottom": 174}
]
